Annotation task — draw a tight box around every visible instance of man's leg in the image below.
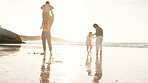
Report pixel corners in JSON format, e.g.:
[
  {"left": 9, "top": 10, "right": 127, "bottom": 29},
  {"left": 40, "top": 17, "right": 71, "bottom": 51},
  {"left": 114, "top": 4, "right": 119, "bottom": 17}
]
[
  {"left": 42, "top": 31, "right": 47, "bottom": 54},
  {"left": 47, "top": 31, "right": 52, "bottom": 54}
]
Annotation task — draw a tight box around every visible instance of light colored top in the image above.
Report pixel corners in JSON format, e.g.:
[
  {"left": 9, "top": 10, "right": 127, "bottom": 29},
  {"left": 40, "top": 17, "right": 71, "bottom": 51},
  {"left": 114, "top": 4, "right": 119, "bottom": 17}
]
[{"left": 86, "top": 36, "right": 92, "bottom": 44}]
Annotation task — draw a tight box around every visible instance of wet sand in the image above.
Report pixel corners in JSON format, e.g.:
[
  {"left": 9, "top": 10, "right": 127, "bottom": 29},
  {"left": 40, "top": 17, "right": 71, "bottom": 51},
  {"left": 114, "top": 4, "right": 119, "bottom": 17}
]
[{"left": 0, "top": 43, "right": 148, "bottom": 83}]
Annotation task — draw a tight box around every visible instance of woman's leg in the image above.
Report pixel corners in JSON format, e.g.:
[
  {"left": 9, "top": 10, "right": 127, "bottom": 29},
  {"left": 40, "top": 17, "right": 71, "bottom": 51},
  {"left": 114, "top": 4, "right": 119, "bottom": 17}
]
[
  {"left": 98, "top": 37, "right": 103, "bottom": 55},
  {"left": 96, "top": 36, "right": 99, "bottom": 55}
]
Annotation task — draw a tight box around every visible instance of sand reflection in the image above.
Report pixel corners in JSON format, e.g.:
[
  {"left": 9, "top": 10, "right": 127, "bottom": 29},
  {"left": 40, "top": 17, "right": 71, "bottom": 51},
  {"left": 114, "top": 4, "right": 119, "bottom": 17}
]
[
  {"left": 40, "top": 54, "right": 53, "bottom": 83},
  {"left": 0, "top": 44, "right": 21, "bottom": 56},
  {"left": 92, "top": 56, "right": 102, "bottom": 83},
  {"left": 85, "top": 53, "right": 102, "bottom": 83},
  {"left": 86, "top": 53, "right": 92, "bottom": 76}
]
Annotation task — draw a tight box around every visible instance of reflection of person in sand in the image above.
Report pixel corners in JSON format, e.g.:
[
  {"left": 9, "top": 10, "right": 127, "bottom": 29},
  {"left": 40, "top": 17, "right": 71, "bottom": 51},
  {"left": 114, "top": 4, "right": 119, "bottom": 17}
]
[
  {"left": 92, "top": 56, "right": 102, "bottom": 83},
  {"left": 86, "top": 32, "right": 94, "bottom": 54},
  {"left": 40, "top": 54, "right": 53, "bottom": 83},
  {"left": 40, "top": 1, "right": 54, "bottom": 55},
  {"left": 92, "top": 23, "right": 103, "bottom": 56},
  {"left": 86, "top": 53, "right": 92, "bottom": 76},
  {"left": 0, "top": 45, "right": 21, "bottom": 56}
]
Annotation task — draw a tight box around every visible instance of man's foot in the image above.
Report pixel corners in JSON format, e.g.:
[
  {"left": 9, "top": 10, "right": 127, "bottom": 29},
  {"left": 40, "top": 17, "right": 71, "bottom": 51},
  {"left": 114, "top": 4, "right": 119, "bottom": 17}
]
[
  {"left": 100, "top": 50, "right": 102, "bottom": 56},
  {"left": 96, "top": 51, "right": 98, "bottom": 56},
  {"left": 40, "top": 51, "right": 46, "bottom": 55},
  {"left": 87, "top": 51, "right": 90, "bottom": 55}
]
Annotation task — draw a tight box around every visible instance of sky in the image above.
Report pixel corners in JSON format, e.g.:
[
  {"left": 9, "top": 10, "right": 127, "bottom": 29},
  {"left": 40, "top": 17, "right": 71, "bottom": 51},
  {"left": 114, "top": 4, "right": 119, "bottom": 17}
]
[{"left": 0, "top": 0, "right": 148, "bottom": 42}]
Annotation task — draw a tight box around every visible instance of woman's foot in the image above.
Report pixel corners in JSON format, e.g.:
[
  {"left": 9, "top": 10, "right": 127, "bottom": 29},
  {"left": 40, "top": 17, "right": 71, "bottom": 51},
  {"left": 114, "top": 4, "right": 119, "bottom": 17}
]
[{"left": 50, "top": 51, "right": 52, "bottom": 55}]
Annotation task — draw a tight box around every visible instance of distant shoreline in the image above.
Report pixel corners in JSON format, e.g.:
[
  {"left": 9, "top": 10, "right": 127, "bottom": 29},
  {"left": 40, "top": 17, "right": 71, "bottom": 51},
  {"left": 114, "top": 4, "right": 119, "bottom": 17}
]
[{"left": 20, "top": 35, "right": 70, "bottom": 42}]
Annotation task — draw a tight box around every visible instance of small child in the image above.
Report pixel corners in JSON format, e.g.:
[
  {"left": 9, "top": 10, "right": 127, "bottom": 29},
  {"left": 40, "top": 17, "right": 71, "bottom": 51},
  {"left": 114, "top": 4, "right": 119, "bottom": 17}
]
[
  {"left": 86, "top": 32, "right": 93, "bottom": 54},
  {"left": 40, "top": 1, "right": 54, "bottom": 29}
]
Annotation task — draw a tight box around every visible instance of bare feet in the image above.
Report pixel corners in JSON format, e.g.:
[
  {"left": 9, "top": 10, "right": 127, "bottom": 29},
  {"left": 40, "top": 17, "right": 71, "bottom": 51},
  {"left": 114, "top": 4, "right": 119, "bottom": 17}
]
[
  {"left": 89, "top": 51, "right": 92, "bottom": 53},
  {"left": 100, "top": 50, "right": 102, "bottom": 56},
  {"left": 50, "top": 51, "right": 52, "bottom": 56},
  {"left": 96, "top": 50, "right": 98, "bottom": 56},
  {"left": 41, "top": 51, "right": 46, "bottom": 55}
]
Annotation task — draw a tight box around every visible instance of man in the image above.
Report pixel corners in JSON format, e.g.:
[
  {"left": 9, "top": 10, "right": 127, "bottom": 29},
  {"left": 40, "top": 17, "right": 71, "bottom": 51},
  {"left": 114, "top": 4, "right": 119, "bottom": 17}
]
[
  {"left": 40, "top": 10, "right": 54, "bottom": 55},
  {"left": 92, "top": 23, "right": 103, "bottom": 56}
]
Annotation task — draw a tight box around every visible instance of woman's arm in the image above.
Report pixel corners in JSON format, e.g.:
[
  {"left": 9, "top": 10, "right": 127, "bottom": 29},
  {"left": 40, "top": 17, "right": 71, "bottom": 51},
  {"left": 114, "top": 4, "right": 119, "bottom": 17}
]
[{"left": 92, "top": 33, "right": 96, "bottom": 36}]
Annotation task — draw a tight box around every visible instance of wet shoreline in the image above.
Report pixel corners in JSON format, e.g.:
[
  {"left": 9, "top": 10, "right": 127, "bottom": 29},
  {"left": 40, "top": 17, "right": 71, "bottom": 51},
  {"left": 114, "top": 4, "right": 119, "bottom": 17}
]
[{"left": 0, "top": 44, "right": 148, "bottom": 83}]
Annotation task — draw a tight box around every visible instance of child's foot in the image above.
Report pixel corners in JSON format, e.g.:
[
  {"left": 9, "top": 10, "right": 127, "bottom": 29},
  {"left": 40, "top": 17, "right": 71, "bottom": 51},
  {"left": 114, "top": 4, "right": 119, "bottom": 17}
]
[{"left": 89, "top": 51, "right": 92, "bottom": 53}]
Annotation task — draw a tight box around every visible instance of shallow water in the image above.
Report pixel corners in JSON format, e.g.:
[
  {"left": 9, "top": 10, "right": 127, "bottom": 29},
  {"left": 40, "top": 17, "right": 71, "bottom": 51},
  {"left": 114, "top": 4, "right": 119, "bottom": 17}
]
[{"left": 0, "top": 43, "right": 148, "bottom": 83}]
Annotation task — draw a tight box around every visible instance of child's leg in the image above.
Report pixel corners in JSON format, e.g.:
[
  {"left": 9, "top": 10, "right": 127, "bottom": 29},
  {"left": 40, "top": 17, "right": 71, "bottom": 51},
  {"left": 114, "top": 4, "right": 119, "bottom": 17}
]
[
  {"left": 89, "top": 43, "right": 92, "bottom": 52},
  {"left": 86, "top": 43, "right": 89, "bottom": 52},
  {"left": 40, "top": 12, "right": 44, "bottom": 29},
  {"left": 88, "top": 46, "right": 92, "bottom": 53},
  {"left": 41, "top": 12, "right": 49, "bottom": 29},
  {"left": 40, "top": 21, "right": 44, "bottom": 29}
]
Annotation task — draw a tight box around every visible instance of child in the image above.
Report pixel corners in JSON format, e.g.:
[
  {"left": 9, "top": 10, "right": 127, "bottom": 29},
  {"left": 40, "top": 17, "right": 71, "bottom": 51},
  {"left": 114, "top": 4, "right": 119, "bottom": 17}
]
[
  {"left": 86, "top": 32, "right": 93, "bottom": 54},
  {"left": 40, "top": 1, "right": 54, "bottom": 29}
]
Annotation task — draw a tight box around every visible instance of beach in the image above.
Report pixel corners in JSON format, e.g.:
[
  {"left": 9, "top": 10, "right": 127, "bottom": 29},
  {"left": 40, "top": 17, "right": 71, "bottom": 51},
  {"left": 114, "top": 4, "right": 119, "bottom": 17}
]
[{"left": 0, "top": 42, "right": 148, "bottom": 83}]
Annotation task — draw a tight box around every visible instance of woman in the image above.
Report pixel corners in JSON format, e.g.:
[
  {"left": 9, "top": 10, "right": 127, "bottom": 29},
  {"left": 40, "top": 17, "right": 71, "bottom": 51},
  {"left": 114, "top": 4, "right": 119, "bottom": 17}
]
[{"left": 92, "top": 23, "right": 103, "bottom": 56}]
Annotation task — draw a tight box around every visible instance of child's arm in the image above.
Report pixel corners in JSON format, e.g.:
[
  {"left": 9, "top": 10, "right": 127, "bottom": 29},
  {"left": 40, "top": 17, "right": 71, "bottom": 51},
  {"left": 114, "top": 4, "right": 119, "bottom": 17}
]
[
  {"left": 92, "top": 33, "right": 96, "bottom": 39},
  {"left": 41, "top": 4, "right": 45, "bottom": 9},
  {"left": 50, "top": 5, "right": 54, "bottom": 10},
  {"left": 93, "top": 37, "right": 96, "bottom": 39}
]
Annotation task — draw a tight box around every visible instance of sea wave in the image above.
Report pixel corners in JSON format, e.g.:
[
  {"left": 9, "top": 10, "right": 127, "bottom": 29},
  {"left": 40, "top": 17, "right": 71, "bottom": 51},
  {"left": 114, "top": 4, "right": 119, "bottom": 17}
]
[{"left": 1, "top": 41, "right": 148, "bottom": 48}]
